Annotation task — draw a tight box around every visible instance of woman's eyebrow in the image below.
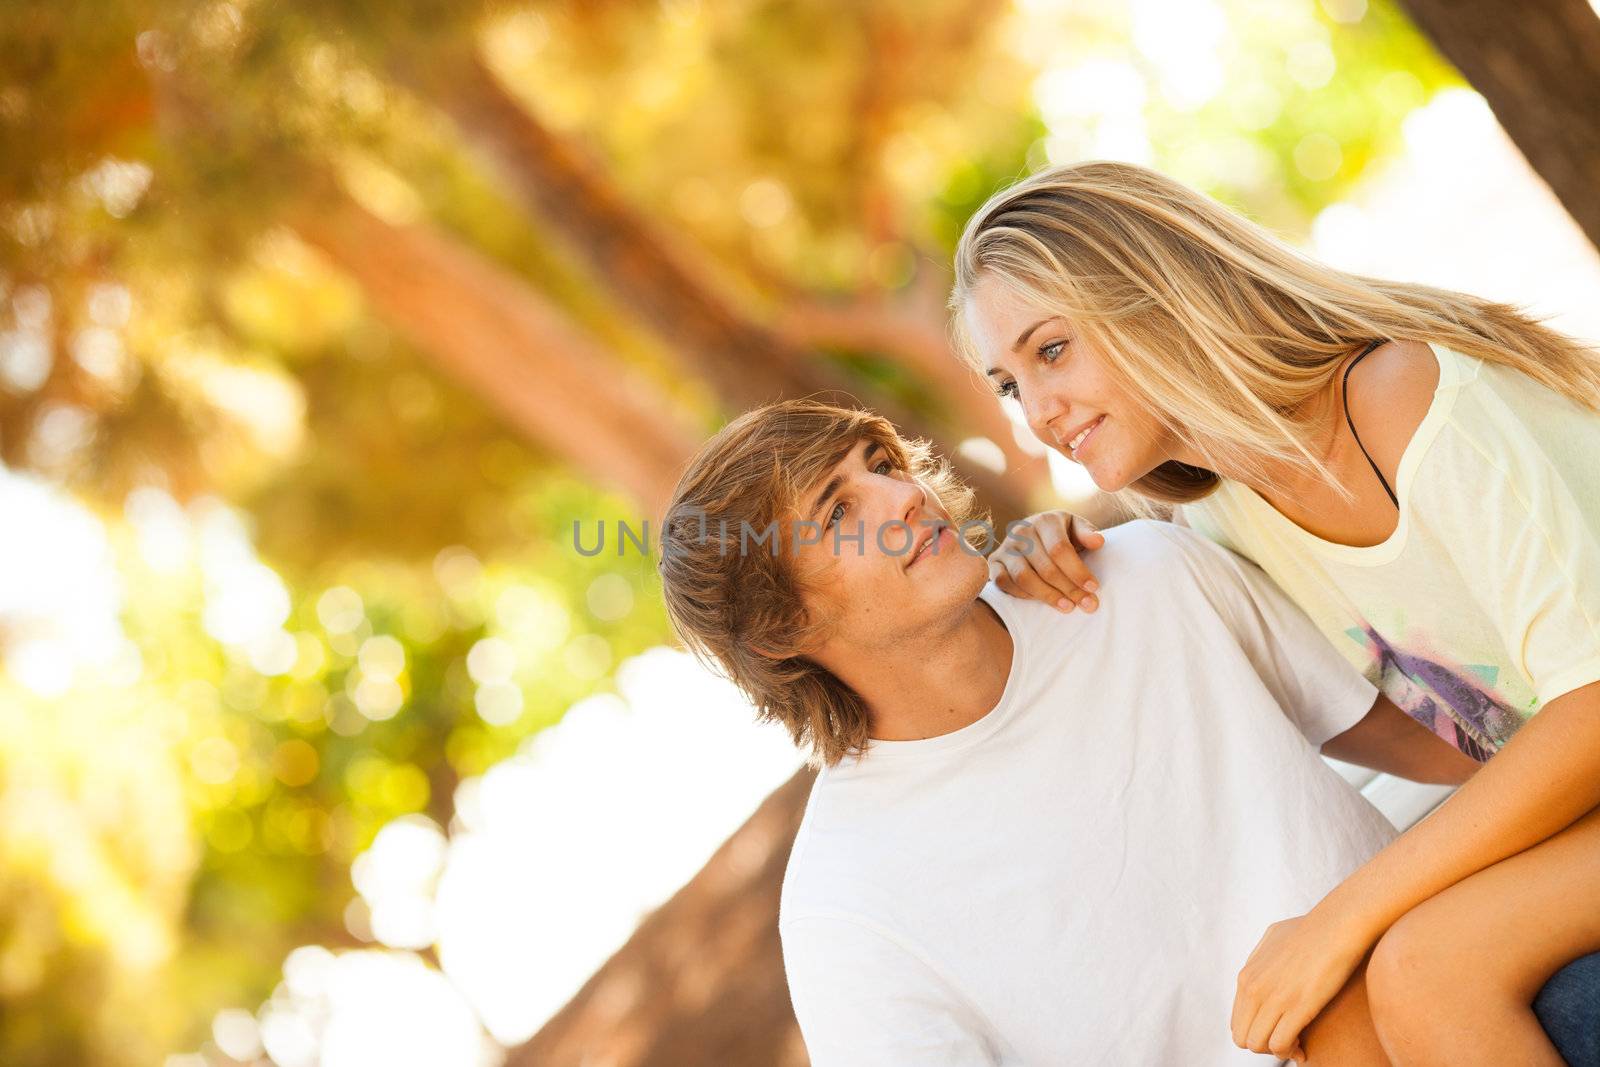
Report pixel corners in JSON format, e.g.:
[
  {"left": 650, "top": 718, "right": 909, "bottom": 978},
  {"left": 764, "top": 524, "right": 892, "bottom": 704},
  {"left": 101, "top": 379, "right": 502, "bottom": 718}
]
[{"left": 1012, "top": 317, "right": 1058, "bottom": 351}]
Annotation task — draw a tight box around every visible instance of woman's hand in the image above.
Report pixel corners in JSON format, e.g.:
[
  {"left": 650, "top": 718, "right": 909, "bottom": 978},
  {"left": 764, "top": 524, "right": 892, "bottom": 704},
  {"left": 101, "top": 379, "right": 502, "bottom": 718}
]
[
  {"left": 1231, "top": 910, "right": 1373, "bottom": 1062},
  {"left": 986, "top": 510, "right": 1106, "bottom": 612}
]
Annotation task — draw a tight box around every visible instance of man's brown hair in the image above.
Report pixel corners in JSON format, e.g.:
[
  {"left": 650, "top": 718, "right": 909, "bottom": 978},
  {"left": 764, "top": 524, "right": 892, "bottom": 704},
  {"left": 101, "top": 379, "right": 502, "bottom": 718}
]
[{"left": 658, "top": 399, "right": 982, "bottom": 766}]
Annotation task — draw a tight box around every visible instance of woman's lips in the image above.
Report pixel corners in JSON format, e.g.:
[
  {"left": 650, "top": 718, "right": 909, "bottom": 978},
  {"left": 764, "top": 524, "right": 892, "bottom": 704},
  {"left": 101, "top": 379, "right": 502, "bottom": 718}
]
[{"left": 1067, "top": 415, "right": 1105, "bottom": 460}]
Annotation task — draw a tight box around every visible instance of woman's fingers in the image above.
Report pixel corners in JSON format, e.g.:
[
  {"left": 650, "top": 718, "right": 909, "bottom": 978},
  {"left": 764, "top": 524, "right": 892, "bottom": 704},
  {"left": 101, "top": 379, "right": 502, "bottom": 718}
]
[
  {"left": 1231, "top": 952, "right": 1265, "bottom": 1050},
  {"left": 1040, "top": 516, "right": 1101, "bottom": 596},
  {"left": 1246, "top": 1009, "right": 1282, "bottom": 1057},
  {"left": 987, "top": 512, "right": 1102, "bottom": 611},
  {"left": 1267, "top": 1012, "right": 1312, "bottom": 1062},
  {"left": 1013, "top": 527, "right": 1089, "bottom": 609},
  {"left": 990, "top": 545, "right": 1081, "bottom": 609},
  {"left": 1067, "top": 514, "right": 1106, "bottom": 554},
  {"left": 1230, "top": 992, "right": 1257, "bottom": 1052},
  {"left": 1230, "top": 914, "right": 1352, "bottom": 1059}
]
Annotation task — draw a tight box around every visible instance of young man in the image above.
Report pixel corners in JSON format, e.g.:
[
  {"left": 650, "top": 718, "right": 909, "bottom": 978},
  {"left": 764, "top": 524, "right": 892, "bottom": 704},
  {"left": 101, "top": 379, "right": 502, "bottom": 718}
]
[{"left": 657, "top": 400, "right": 1477, "bottom": 1065}]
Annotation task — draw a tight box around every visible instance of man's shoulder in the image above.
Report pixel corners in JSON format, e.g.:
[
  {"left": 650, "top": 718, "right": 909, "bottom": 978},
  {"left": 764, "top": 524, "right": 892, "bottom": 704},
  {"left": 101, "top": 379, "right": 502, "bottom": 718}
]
[
  {"left": 1087, "top": 518, "right": 1229, "bottom": 596},
  {"left": 1098, "top": 516, "right": 1183, "bottom": 553},
  {"left": 982, "top": 520, "right": 1220, "bottom": 636},
  {"left": 1101, "top": 517, "right": 1247, "bottom": 578},
  {"left": 1079, "top": 520, "right": 1255, "bottom": 633}
]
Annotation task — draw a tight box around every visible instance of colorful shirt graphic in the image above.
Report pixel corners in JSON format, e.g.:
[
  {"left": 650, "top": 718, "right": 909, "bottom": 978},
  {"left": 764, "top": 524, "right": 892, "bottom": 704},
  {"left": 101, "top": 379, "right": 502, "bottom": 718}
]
[{"left": 1352, "top": 625, "right": 1520, "bottom": 762}]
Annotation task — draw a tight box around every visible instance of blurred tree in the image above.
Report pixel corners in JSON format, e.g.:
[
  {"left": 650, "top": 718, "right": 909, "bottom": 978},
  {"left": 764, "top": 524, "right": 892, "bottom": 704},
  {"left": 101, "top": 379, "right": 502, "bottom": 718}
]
[
  {"left": 0, "top": 0, "right": 1521, "bottom": 1063},
  {"left": 0, "top": 1, "right": 1046, "bottom": 1061}
]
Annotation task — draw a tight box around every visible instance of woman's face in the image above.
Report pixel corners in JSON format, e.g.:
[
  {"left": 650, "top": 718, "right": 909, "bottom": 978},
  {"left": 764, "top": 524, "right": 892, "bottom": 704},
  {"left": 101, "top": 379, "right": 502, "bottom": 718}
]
[{"left": 962, "top": 274, "right": 1179, "bottom": 493}]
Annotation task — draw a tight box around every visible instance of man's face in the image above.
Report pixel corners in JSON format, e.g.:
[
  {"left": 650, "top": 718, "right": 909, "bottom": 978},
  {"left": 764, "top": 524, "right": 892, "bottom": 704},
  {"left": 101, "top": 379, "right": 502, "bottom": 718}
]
[{"left": 789, "top": 436, "right": 989, "bottom": 659}]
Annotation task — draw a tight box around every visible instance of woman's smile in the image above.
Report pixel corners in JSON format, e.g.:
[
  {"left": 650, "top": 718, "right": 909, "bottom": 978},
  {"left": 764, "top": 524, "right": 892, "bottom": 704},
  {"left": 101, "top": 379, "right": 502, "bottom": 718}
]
[{"left": 1064, "top": 415, "right": 1105, "bottom": 459}]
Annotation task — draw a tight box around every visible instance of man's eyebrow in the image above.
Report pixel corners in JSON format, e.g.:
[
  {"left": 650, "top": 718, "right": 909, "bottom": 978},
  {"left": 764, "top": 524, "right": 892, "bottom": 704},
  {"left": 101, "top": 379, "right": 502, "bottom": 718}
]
[{"left": 807, "top": 440, "right": 880, "bottom": 521}]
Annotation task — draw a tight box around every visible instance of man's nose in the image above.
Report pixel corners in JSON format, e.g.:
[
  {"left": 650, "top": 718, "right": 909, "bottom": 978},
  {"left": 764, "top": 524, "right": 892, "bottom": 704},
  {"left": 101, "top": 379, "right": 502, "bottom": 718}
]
[{"left": 897, "top": 477, "right": 929, "bottom": 527}]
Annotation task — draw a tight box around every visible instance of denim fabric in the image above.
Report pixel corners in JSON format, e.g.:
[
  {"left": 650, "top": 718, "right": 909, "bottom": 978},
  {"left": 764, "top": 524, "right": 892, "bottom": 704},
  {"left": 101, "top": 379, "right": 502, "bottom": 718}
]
[{"left": 1536, "top": 951, "right": 1600, "bottom": 1067}]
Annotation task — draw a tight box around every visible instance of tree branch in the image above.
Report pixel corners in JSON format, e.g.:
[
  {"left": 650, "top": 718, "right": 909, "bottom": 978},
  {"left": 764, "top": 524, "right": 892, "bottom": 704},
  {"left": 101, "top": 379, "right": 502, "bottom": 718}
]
[
  {"left": 292, "top": 195, "right": 701, "bottom": 518},
  {"left": 390, "top": 43, "right": 1035, "bottom": 525}
]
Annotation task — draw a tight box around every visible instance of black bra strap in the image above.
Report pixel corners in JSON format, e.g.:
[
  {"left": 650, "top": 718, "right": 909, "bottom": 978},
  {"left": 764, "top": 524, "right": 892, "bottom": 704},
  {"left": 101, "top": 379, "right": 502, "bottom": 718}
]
[{"left": 1341, "top": 339, "right": 1399, "bottom": 509}]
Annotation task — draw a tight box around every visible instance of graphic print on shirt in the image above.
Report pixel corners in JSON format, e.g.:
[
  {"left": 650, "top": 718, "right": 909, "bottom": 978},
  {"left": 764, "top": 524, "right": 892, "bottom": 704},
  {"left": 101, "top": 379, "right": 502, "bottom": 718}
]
[{"left": 1346, "top": 624, "right": 1525, "bottom": 762}]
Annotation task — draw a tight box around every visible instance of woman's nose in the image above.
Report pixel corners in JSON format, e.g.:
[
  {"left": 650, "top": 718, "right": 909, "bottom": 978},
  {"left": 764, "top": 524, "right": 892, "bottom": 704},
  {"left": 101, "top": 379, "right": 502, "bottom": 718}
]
[{"left": 1023, "top": 388, "right": 1066, "bottom": 440}]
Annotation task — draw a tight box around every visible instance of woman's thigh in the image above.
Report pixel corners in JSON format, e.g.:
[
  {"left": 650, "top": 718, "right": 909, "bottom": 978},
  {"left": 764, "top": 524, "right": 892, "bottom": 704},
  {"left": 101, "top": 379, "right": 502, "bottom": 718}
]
[{"left": 1367, "top": 807, "right": 1600, "bottom": 1063}]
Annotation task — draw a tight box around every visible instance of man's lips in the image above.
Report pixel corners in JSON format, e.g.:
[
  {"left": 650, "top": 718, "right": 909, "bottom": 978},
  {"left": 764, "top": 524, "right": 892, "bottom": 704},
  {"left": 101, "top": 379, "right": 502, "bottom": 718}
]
[{"left": 906, "top": 524, "right": 950, "bottom": 569}]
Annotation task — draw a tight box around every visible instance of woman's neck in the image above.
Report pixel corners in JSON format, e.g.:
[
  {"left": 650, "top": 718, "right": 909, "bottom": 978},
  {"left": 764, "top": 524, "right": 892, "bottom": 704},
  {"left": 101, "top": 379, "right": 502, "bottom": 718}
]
[{"left": 1169, "top": 364, "right": 1352, "bottom": 504}]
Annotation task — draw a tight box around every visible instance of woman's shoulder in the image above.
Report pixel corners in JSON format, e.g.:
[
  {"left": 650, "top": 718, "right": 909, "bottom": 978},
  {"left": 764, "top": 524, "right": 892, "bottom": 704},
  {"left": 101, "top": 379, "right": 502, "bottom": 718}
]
[{"left": 1340, "top": 338, "right": 1443, "bottom": 490}]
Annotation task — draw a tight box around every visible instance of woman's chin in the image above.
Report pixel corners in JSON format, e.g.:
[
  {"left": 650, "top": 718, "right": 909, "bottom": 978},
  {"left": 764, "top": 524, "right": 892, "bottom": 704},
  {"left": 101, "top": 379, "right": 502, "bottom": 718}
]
[{"left": 1082, "top": 462, "right": 1131, "bottom": 494}]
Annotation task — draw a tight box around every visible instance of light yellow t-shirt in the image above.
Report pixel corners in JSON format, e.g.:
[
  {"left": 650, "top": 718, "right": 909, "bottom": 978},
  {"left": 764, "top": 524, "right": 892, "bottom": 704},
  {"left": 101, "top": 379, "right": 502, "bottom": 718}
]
[{"left": 1182, "top": 341, "right": 1600, "bottom": 761}]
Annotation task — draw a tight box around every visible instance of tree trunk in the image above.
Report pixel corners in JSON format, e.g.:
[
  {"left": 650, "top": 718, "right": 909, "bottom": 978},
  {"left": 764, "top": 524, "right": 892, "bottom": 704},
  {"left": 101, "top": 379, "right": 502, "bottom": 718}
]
[
  {"left": 1399, "top": 0, "right": 1600, "bottom": 252},
  {"left": 507, "top": 767, "right": 817, "bottom": 1067},
  {"left": 292, "top": 195, "right": 701, "bottom": 518}
]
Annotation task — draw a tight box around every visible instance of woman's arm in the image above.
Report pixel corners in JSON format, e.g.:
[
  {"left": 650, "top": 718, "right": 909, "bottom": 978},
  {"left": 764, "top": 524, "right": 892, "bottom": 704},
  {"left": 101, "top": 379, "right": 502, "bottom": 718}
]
[
  {"left": 1320, "top": 695, "right": 1481, "bottom": 785},
  {"left": 1232, "top": 680, "right": 1600, "bottom": 1057}
]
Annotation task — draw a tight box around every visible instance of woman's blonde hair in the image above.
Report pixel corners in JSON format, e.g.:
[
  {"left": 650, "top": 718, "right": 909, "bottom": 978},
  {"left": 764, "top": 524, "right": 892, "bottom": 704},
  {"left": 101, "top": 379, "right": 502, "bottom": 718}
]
[
  {"left": 658, "top": 399, "right": 982, "bottom": 766},
  {"left": 951, "top": 160, "right": 1600, "bottom": 504}
]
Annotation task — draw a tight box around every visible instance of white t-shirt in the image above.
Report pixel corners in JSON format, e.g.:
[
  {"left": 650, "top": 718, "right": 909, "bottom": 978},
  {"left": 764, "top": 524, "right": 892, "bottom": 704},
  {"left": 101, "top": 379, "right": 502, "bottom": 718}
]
[
  {"left": 1183, "top": 341, "right": 1600, "bottom": 762},
  {"left": 778, "top": 521, "right": 1397, "bottom": 1066}
]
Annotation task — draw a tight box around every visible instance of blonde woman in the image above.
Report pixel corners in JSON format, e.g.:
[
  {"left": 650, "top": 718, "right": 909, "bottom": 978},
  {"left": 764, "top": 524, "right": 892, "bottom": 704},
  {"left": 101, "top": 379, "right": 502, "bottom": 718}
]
[{"left": 952, "top": 161, "right": 1600, "bottom": 1066}]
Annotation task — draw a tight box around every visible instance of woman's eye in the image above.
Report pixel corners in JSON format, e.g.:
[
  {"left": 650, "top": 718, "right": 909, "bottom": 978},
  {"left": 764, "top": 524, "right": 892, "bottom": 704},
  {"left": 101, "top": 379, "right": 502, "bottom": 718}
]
[
  {"left": 873, "top": 459, "right": 893, "bottom": 475},
  {"left": 1040, "top": 339, "right": 1067, "bottom": 362},
  {"left": 996, "top": 380, "right": 1019, "bottom": 400},
  {"left": 828, "top": 500, "right": 848, "bottom": 528}
]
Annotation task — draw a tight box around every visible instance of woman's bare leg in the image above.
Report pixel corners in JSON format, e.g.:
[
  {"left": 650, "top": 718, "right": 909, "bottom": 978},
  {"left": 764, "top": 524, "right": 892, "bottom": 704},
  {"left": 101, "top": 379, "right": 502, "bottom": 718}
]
[
  {"left": 1301, "top": 962, "right": 1390, "bottom": 1067},
  {"left": 1365, "top": 806, "right": 1600, "bottom": 1067}
]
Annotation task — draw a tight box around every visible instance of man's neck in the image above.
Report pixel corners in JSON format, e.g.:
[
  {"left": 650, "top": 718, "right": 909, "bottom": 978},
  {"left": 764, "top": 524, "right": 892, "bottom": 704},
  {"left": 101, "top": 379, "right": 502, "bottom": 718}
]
[{"left": 836, "top": 597, "right": 1014, "bottom": 743}]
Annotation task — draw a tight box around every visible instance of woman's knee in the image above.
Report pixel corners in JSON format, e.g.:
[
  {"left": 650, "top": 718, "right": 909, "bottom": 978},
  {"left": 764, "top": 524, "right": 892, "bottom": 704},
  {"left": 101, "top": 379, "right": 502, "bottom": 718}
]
[{"left": 1365, "top": 910, "right": 1463, "bottom": 1046}]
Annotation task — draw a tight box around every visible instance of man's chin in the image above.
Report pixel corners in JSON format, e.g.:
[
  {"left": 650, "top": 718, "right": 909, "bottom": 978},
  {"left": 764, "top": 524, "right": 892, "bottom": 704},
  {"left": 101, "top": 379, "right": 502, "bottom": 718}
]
[
  {"left": 908, "top": 549, "right": 988, "bottom": 603},
  {"left": 952, "top": 555, "right": 992, "bottom": 597}
]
